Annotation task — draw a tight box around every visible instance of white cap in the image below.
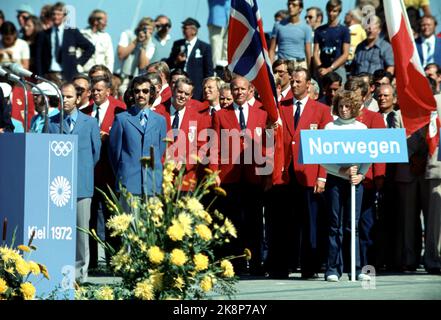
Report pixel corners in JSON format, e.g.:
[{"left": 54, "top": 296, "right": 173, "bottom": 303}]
[
  {"left": 0, "top": 82, "right": 12, "bottom": 98},
  {"left": 31, "top": 82, "right": 58, "bottom": 96}
]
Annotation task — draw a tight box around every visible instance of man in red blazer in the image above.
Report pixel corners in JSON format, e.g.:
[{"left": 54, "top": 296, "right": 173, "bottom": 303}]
[
  {"left": 155, "top": 77, "right": 211, "bottom": 191},
  {"left": 267, "top": 67, "right": 333, "bottom": 279},
  {"left": 211, "top": 76, "right": 268, "bottom": 276},
  {"left": 273, "top": 59, "right": 293, "bottom": 104},
  {"left": 80, "top": 75, "right": 125, "bottom": 269},
  {"left": 147, "top": 61, "right": 172, "bottom": 107},
  {"left": 198, "top": 76, "right": 222, "bottom": 119}
]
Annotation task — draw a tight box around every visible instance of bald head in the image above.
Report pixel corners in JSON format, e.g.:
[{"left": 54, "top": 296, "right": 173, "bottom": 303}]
[{"left": 231, "top": 76, "right": 251, "bottom": 105}]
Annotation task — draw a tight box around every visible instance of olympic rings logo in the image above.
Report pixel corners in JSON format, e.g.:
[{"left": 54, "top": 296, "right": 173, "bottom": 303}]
[{"left": 51, "top": 141, "right": 73, "bottom": 157}]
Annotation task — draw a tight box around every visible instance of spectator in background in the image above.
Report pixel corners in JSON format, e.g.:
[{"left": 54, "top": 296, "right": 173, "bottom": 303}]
[
  {"left": 269, "top": 0, "right": 312, "bottom": 70},
  {"left": 167, "top": 18, "right": 214, "bottom": 101},
  {"left": 117, "top": 17, "right": 156, "bottom": 96},
  {"left": 0, "top": 21, "right": 30, "bottom": 69},
  {"left": 425, "top": 63, "right": 441, "bottom": 93},
  {"left": 352, "top": 16, "right": 394, "bottom": 75},
  {"left": 372, "top": 69, "right": 394, "bottom": 93},
  {"left": 344, "top": 9, "right": 366, "bottom": 68},
  {"left": 30, "top": 82, "right": 60, "bottom": 133},
  {"left": 305, "top": 7, "right": 323, "bottom": 32},
  {"left": 73, "top": 74, "right": 92, "bottom": 110},
  {"left": 404, "top": 0, "right": 431, "bottom": 35},
  {"left": 23, "top": 15, "right": 43, "bottom": 74},
  {"left": 357, "top": 72, "right": 379, "bottom": 112},
  {"left": 207, "top": 0, "right": 231, "bottom": 74},
  {"left": 39, "top": 4, "right": 53, "bottom": 30},
  {"left": 0, "top": 10, "right": 5, "bottom": 28},
  {"left": 318, "top": 71, "right": 342, "bottom": 107},
  {"left": 0, "top": 82, "right": 14, "bottom": 133},
  {"left": 16, "top": 4, "right": 34, "bottom": 39},
  {"left": 80, "top": 9, "right": 114, "bottom": 73},
  {"left": 34, "top": 2, "right": 95, "bottom": 82},
  {"left": 309, "top": 78, "right": 320, "bottom": 100},
  {"left": 416, "top": 15, "right": 441, "bottom": 68},
  {"left": 313, "top": 0, "right": 350, "bottom": 84},
  {"left": 274, "top": 10, "right": 289, "bottom": 22},
  {"left": 150, "top": 15, "right": 173, "bottom": 63}
]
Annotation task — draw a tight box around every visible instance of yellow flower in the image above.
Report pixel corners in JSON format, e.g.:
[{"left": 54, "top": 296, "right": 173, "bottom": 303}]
[
  {"left": 200, "top": 275, "right": 213, "bottom": 292},
  {"left": 149, "top": 270, "right": 163, "bottom": 290},
  {"left": 0, "top": 278, "right": 8, "bottom": 294},
  {"left": 204, "top": 168, "right": 214, "bottom": 175},
  {"left": 111, "top": 249, "right": 131, "bottom": 272},
  {"left": 15, "top": 257, "right": 31, "bottom": 276},
  {"left": 134, "top": 280, "right": 154, "bottom": 300},
  {"left": 203, "top": 211, "right": 213, "bottom": 225},
  {"left": 193, "top": 253, "right": 209, "bottom": 271},
  {"left": 107, "top": 214, "right": 133, "bottom": 236},
  {"left": 20, "top": 282, "right": 36, "bottom": 300},
  {"left": 244, "top": 248, "right": 252, "bottom": 261},
  {"left": 28, "top": 261, "right": 40, "bottom": 275},
  {"left": 0, "top": 247, "right": 21, "bottom": 262},
  {"left": 38, "top": 264, "right": 50, "bottom": 279},
  {"left": 167, "top": 223, "right": 185, "bottom": 241},
  {"left": 96, "top": 286, "right": 114, "bottom": 300},
  {"left": 214, "top": 186, "right": 227, "bottom": 197},
  {"left": 17, "top": 245, "right": 31, "bottom": 252},
  {"left": 223, "top": 218, "right": 237, "bottom": 238},
  {"left": 174, "top": 276, "right": 185, "bottom": 290},
  {"left": 195, "top": 224, "right": 212, "bottom": 241},
  {"left": 220, "top": 260, "right": 235, "bottom": 278},
  {"left": 177, "top": 213, "right": 193, "bottom": 236},
  {"left": 186, "top": 197, "right": 204, "bottom": 214},
  {"left": 147, "top": 246, "right": 165, "bottom": 264},
  {"left": 170, "top": 249, "right": 187, "bottom": 266}
]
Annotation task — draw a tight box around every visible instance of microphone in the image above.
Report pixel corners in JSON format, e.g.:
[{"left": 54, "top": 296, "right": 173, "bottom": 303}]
[
  {"left": 0, "top": 66, "right": 21, "bottom": 82},
  {"left": 6, "top": 63, "right": 41, "bottom": 80}
]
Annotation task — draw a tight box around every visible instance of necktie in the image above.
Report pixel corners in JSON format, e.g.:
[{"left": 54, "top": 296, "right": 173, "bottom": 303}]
[
  {"left": 238, "top": 106, "right": 246, "bottom": 130},
  {"left": 294, "top": 101, "right": 301, "bottom": 130},
  {"left": 95, "top": 105, "right": 100, "bottom": 124},
  {"left": 55, "top": 27, "right": 61, "bottom": 64},
  {"left": 386, "top": 111, "right": 396, "bottom": 128},
  {"left": 172, "top": 110, "right": 180, "bottom": 140},
  {"left": 65, "top": 116, "right": 73, "bottom": 133},
  {"left": 140, "top": 111, "right": 148, "bottom": 131},
  {"left": 210, "top": 107, "right": 216, "bottom": 117},
  {"left": 426, "top": 41, "right": 434, "bottom": 65}
]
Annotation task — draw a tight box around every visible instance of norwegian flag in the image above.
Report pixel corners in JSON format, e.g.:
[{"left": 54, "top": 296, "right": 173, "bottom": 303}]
[
  {"left": 228, "top": 0, "right": 284, "bottom": 184},
  {"left": 384, "top": 0, "right": 440, "bottom": 155}
]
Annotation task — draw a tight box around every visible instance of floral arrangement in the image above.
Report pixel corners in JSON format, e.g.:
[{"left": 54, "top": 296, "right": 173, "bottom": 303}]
[
  {"left": 77, "top": 155, "right": 249, "bottom": 300},
  {"left": 0, "top": 221, "right": 50, "bottom": 300}
]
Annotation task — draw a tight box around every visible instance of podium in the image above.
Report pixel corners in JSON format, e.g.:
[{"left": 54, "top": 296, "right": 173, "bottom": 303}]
[{"left": 0, "top": 133, "right": 77, "bottom": 300}]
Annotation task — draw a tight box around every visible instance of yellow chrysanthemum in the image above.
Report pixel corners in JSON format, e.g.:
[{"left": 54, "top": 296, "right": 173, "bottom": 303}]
[
  {"left": 170, "top": 249, "right": 187, "bottom": 266},
  {"left": 110, "top": 249, "right": 132, "bottom": 272},
  {"left": 134, "top": 280, "right": 154, "bottom": 300},
  {"left": 186, "top": 197, "right": 204, "bottom": 214},
  {"left": 0, "top": 278, "right": 8, "bottom": 294},
  {"left": 203, "top": 211, "right": 213, "bottom": 225},
  {"left": 220, "top": 260, "right": 235, "bottom": 278},
  {"left": 195, "top": 224, "right": 212, "bottom": 241},
  {"left": 96, "top": 286, "right": 114, "bottom": 300},
  {"left": 149, "top": 270, "right": 163, "bottom": 290},
  {"left": 177, "top": 213, "right": 193, "bottom": 236},
  {"left": 28, "top": 261, "right": 40, "bottom": 275},
  {"left": 107, "top": 214, "right": 133, "bottom": 236},
  {"left": 20, "top": 282, "right": 36, "bottom": 300},
  {"left": 17, "top": 245, "right": 31, "bottom": 252},
  {"left": 200, "top": 275, "right": 213, "bottom": 292},
  {"left": 174, "top": 276, "right": 185, "bottom": 290},
  {"left": 15, "top": 257, "right": 31, "bottom": 276},
  {"left": 167, "top": 223, "right": 185, "bottom": 241},
  {"left": 0, "top": 247, "right": 21, "bottom": 262},
  {"left": 224, "top": 218, "right": 237, "bottom": 238},
  {"left": 193, "top": 253, "right": 209, "bottom": 271},
  {"left": 147, "top": 246, "right": 165, "bottom": 264}
]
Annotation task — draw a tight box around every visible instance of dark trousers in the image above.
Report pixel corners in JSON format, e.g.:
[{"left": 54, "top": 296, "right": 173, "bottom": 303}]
[
  {"left": 359, "top": 187, "right": 377, "bottom": 268},
  {"left": 215, "top": 183, "right": 264, "bottom": 275},
  {"left": 325, "top": 175, "right": 363, "bottom": 278}
]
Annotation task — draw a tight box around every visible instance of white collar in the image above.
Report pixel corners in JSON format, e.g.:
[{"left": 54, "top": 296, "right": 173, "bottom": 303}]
[{"left": 293, "top": 95, "right": 309, "bottom": 107}]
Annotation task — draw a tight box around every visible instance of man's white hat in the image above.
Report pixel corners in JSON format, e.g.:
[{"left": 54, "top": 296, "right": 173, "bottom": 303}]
[
  {"left": 0, "top": 82, "right": 12, "bottom": 98},
  {"left": 31, "top": 82, "right": 58, "bottom": 96}
]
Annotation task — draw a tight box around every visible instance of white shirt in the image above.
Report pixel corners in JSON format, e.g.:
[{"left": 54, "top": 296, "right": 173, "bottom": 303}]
[
  {"left": 92, "top": 99, "right": 109, "bottom": 127},
  {"left": 184, "top": 37, "right": 198, "bottom": 71},
  {"left": 281, "top": 85, "right": 291, "bottom": 99},
  {"left": 233, "top": 102, "right": 249, "bottom": 127},
  {"left": 0, "top": 38, "right": 30, "bottom": 67},
  {"left": 422, "top": 34, "right": 436, "bottom": 67},
  {"left": 79, "top": 28, "right": 114, "bottom": 73},
  {"left": 293, "top": 95, "right": 309, "bottom": 118},
  {"left": 170, "top": 105, "right": 186, "bottom": 129},
  {"left": 50, "top": 24, "right": 64, "bottom": 72}
]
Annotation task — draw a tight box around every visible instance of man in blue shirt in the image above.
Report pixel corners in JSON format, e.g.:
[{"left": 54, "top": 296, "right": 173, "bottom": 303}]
[
  {"left": 269, "top": 0, "right": 312, "bottom": 69},
  {"left": 313, "top": 0, "right": 350, "bottom": 83},
  {"left": 207, "top": 0, "right": 231, "bottom": 72},
  {"left": 351, "top": 16, "right": 394, "bottom": 76}
]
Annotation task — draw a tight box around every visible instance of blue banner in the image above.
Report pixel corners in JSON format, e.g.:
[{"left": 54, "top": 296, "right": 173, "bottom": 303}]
[{"left": 300, "top": 129, "right": 408, "bottom": 164}]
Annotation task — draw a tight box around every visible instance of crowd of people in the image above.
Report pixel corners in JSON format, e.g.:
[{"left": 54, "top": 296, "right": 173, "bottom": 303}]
[{"left": 0, "top": 0, "right": 440, "bottom": 285}]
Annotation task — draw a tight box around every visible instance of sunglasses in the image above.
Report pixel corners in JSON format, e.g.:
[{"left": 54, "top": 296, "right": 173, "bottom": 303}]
[
  {"left": 134, "top": 88, "right": 150, "bottom": 94},
  {"left": 305, "top": 15, "right": 315, "bottom": 19},
  {"left": 157, "top": 23, "right": 170, "bottom": 28}
]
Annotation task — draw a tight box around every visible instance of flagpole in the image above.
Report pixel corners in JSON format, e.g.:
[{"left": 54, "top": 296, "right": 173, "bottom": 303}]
[{"left": 351, "top": 183, "right": 356, "bottom": 282}]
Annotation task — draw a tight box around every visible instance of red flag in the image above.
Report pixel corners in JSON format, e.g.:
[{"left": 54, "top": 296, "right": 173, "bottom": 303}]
[
  {"left": 384, "top": 0, "right": 440, "bottom": 155},
  {"left": 228, "top": 0, "right": 284, "bottom": 184}
]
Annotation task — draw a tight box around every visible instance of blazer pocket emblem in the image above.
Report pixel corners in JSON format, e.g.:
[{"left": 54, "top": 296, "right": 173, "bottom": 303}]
[
  {"left": 195, "top": 48, "right": 203, "bottom": 58},
  {"left": 68, "top": 46, "right": 76, "bottom": 54},
  {"left": 310, "top": 123, "right": 318, "bottom": 130},
  {"left": 255, "top": 127, "right": 262, "bottom": 137}
]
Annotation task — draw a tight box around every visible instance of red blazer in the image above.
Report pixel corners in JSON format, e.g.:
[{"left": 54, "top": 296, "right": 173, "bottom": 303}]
[
  {"left": 155, "top": 103, "right": 211, "bottom": 191},
  {"left": 211, "top": 103, "right": 268, "bottom": 185},
  {"left": 80, "top": 98, "right": 125, "bottom": 189},
  {"left": 160, "top": 86, "right": 172, "bottom": 107},
  {"left": 279, "top": 98, "right": 333, "bottom": 187},
  {"left": 11, "top": 86, "right": 36, "bottom": 130},
  {"left": 357, "top": 107, "right": 387, "bottom": 189}
]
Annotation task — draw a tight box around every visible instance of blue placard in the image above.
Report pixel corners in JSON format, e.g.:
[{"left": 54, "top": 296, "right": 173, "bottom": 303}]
[{"left": 300, "top": 129, "right": 408, "bottom": 164}]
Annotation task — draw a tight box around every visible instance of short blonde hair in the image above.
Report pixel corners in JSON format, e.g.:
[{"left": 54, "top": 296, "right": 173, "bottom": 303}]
[{"left": 332, "top": 89, "right": 363, "bottom": 118}]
